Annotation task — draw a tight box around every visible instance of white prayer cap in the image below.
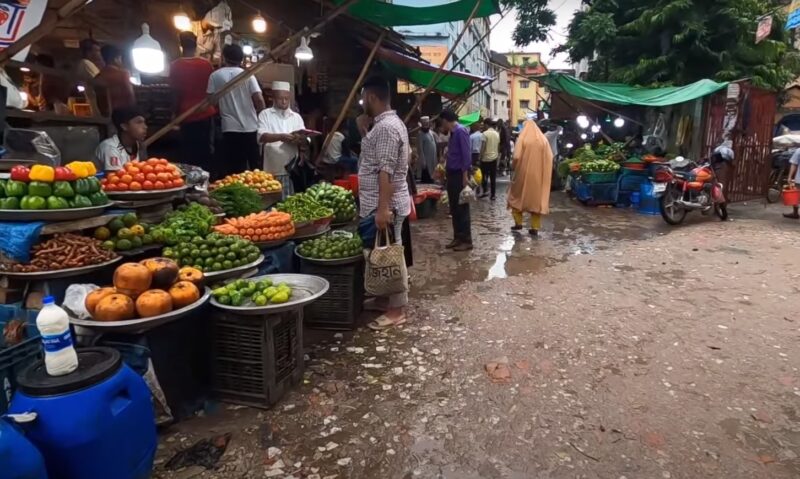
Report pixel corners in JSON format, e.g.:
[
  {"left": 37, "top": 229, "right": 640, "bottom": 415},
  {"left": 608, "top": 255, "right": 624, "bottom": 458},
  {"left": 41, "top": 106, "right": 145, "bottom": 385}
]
[
  {"left": 420, "top": 116, "right": 430, "bottom": 121},
  {"left": 272, "top": 81, "right": 291, "bottom": 92}
]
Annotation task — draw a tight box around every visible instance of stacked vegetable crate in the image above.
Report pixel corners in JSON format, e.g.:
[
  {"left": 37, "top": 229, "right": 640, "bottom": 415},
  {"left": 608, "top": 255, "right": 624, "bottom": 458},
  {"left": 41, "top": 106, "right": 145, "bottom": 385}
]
[
  {"left": 299, "top": 260, "right": 364, "bottom": 330},
  {"left": 616, "top": 169, "right": 650, "bottom": 207}
]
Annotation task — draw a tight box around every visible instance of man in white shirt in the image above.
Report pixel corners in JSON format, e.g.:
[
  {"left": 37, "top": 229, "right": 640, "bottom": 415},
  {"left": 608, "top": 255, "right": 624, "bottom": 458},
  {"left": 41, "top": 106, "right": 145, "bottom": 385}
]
[
  {"left": 207, "top": 44, "right": 265, "bottom": 179},
  {"left": 95, "top": 107, "right": 148, "bottom": 172},
  {"left": 323, "top": 123, "right": 357, "bottom": 172},
  {"left": 257, "top": 81, "right": 305, "bottom": 193}
]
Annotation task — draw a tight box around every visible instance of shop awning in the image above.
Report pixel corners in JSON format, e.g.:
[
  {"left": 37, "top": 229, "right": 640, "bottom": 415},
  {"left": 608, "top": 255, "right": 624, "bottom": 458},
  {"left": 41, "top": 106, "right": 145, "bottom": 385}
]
[
  {"left": 541, "top": 74, "right": 728, "bottom": 107},
  {"left": 458, "top": 111, "right": 481, "bottom": 125},
  {"left": 370, "top": 43, "right": 491, "bottom": 96},
  {"left": 334, "top": 0, "right": 500, "bottom": 27}
]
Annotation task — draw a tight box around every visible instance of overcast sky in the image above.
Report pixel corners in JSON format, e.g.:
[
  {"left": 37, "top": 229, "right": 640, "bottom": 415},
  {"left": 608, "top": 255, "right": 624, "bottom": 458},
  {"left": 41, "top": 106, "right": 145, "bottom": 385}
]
[{"left": 490, "top": 0, "right": 583, "bottom": 69}]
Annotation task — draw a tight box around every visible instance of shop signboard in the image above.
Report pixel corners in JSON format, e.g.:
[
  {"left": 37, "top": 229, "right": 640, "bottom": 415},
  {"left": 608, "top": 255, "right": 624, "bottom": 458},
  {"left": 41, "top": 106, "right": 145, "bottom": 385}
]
[
  {"left": 397, "top": 45, "right": 448, "bottom": 93},
  {"left": 0, "top": 0, "right": 48, "bottom": 62}
]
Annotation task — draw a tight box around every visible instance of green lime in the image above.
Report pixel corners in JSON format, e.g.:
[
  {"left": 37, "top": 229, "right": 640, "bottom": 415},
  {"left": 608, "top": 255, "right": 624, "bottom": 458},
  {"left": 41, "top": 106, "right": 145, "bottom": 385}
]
[
  {"left": 254, "top": 295, "right": 267, "bottom": 306},
  {"left": 218, "top": 295, "right": 231, "bottom": 305}
]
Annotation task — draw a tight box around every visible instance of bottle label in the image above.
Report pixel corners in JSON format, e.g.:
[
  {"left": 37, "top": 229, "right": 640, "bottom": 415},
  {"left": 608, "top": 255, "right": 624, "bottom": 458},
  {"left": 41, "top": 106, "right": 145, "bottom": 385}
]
[{"left": 41, "top": 330, "right": 74, "bottom": 353}]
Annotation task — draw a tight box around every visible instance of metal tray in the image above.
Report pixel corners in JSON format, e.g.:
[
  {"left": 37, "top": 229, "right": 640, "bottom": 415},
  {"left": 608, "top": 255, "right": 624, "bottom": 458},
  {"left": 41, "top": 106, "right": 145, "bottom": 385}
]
[
  {"left": 203, "top": 254, "right": 265, "bottom": 281},
  {"left": 0, "top": 256, "right": 122, "bottom": 279},
  {"left": 292, "top": 226, "right": 331, "bottom": 242},
  {"left": 210, "top": 273, "right": 329, "bottom": 315},
  {"left": 295, "top": 246, "right": 363, "bottom": 266},
  {"left": 331, "top": 219, "right": 356, "bottom": 228},
  {"left": 0, "top": 204, "right": 110, "bottom": 221},
  {"left": 70, "top": 287, "right": 211, "bottom": 334},
  {"left": 254, "top": 238, "right": 288, "bottom": 249},
  {"left": 104, "top": 185, "right": 190, "bottom": 200}
]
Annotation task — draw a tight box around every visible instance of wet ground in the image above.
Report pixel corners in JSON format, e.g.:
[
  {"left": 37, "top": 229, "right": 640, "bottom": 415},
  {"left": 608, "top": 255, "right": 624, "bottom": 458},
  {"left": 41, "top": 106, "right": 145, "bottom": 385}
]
[{"left": 155, "top": 179, "right": 800, "bottom": 479}]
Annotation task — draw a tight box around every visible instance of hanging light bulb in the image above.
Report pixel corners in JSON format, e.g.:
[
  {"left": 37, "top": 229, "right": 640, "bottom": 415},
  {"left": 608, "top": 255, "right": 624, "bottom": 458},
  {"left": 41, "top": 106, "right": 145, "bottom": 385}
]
[
  {"left": 173, "top": 10, "right": 191, "bottom": 31},
  {"left": 580, "top": 133, "right": 588, "bottom": 140},
  {"left": 295, "top": 36, "right": 313, "bottom": 61},
  {"left": 576, "top": 114, "right": 589, "bottom": 129},
  {"left": 565, "top": 142, "right": 574, "bottom": 149},
  {"left": 591, "top": 124, "right": 601, "bottom": 133},
  {"left": 242, "top": 44, "right": 253, "bottom": 55},
  {"left": 252, "top": 13, "right": 267, "bottom": 33},
  {"left": 132, "top": 23, "right": 165, "bottom": 74},
  {"left": 614, "top": 117, "right": 625, "bottom": 128},
  {"left": 19, "top": 66, "right": 30, "bottom": 72}
]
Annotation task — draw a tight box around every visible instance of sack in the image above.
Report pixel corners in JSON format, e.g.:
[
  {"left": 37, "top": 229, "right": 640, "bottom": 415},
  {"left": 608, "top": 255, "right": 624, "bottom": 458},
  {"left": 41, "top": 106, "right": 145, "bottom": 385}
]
[{"left": 364, "top": 229, "right": 408, "bottom": 297}]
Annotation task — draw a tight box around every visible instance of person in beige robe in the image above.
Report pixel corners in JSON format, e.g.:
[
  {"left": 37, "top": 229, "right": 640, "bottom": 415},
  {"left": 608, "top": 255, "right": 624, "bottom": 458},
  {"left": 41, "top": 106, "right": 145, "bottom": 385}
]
[{"left": 507, "top": 120, "right": 552, "bottom": 235}]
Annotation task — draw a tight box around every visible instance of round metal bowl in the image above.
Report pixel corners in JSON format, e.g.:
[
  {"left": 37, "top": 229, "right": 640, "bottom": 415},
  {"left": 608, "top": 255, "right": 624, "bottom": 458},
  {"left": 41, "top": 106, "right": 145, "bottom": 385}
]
[
  {"left": 209, "top": 273, "right": 329, "bottom": 315},
  {"left": 0, "top": 204, "right": 109, "bottom": 221},
  {"left": 0, "top": 256, "right": 122, "bottom": 280},
  {"left": 104, "top": 185, "right": 190, "bottom": 201},
  {"left": 70, "top": 287, "right": 212, "bottom": 334},
  {"left": 254, "top": 238, "right": 288, "bottom": 250},
  {"left": 294, "top": 246, "right": 363, "bottom": 266},
  {"left": 292, "top": 226, "right": 331, "bottom": 242},
  {"left": 203, "top": 254, "right": 265, "bottom": 281}
]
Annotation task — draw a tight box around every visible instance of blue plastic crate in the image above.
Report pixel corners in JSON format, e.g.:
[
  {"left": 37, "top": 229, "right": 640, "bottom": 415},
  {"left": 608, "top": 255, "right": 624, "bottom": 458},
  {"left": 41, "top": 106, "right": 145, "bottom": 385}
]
[
  {"left": 618, "top": 173, "right": 650, "bottom": 193},
  {"left": 574, "top": 179, "right": 618, "bottom": 206},
  {"left": 638, "top": 182, "right": 661, "bottom": 215}
]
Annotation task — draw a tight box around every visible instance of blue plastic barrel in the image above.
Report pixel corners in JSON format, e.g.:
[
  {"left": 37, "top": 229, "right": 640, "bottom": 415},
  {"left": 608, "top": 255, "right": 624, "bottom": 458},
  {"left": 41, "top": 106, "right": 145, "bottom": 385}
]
[
  {"left": 9, "top": 348, "right": 156, "bottom": 479},
  {"left": 0, "top": 418, "right": 48, "bottom": 479}
]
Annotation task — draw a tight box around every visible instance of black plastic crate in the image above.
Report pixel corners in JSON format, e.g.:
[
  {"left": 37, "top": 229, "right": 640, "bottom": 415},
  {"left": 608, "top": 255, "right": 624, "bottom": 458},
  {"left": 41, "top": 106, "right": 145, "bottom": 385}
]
[
  {"left": 300, "top": 260, "right": 364, "bottom": 330},
  {"left": 211, "top": 310, "right": 304, "bottom": 408},
  {"left": 0, "top": 319, "right": 41, "bottom": 414}
]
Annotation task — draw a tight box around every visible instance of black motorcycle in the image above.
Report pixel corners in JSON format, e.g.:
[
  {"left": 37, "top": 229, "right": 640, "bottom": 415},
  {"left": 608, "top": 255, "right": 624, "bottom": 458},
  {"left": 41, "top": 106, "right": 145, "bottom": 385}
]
[{"left": 767, "top": 149, "right": 794, "bottom": 203}]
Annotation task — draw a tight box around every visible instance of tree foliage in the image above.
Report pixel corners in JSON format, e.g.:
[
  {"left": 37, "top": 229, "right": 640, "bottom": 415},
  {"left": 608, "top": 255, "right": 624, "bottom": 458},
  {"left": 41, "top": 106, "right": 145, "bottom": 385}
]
[
  {"left": 554, "top": 0, "right": 800, "bottom": 91},
  {"left": 500, "top": 0, "right": 557, "bottom": 46}
]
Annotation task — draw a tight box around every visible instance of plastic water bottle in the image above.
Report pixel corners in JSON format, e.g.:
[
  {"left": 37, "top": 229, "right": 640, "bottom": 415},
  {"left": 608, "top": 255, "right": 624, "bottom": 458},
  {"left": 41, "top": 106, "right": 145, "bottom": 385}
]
[{"left": 36, "top": 296, "right": 78, "bottom": 376}]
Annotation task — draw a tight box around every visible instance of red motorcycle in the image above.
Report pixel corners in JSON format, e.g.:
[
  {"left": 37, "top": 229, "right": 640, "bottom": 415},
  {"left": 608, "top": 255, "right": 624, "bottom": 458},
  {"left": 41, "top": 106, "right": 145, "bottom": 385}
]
[{"left": 653, "top": 160, "right": 728, "bottom": 225}]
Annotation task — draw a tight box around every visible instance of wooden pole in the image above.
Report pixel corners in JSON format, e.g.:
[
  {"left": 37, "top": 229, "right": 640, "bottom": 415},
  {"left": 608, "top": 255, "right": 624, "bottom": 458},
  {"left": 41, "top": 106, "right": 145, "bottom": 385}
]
[
  {"left": 0, "top": 0, "right": 92, "bottom": 65},
  {"left": 317, "top": 31, "right": 386, "bottom": 165},
  {"left": 144, "top": 0, "right": 360, "bottom": 147},
  {"left": 402, "top": 0, "right": 483, "bottom": 124}
]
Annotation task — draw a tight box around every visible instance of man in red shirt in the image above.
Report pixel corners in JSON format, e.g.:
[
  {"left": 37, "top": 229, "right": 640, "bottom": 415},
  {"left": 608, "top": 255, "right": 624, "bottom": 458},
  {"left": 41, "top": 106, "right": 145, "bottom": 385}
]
[
  {"left": 95, "top": 44, "right": 136, "bottom": 116},
  {"left": 170, "top": 31, "right": 215, "bottom": 172}
]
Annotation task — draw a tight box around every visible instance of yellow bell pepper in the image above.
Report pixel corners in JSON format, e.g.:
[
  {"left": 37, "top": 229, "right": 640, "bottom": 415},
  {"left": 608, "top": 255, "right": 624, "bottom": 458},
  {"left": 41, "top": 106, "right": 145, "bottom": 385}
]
[
  {"left": 29, "top": 165, "right": 55, "bottom": 182},
  {"left": 83, "top": 161, "right": 97, "bottom": 176},
  {"left": 66, "top": 161, "right": 90, "bottom": 178}
]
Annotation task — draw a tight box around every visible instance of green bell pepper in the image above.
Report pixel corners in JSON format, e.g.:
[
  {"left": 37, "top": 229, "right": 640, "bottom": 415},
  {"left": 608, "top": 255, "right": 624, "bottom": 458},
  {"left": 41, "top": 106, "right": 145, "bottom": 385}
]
[
  {"left": 70, "top": 194, "right": 92, "bottom": 208},
  {"left": 20, "top": 195, "right": 47, "bottom": 210},
  {"left": 46, "top": 196, "right": 70, "bottom": 210},
  {"left": 0, "top": 179, "right": 5, "bottom": 198},
  {"left": 88, "top": 191, "right": 109, "bottom": 206},
  {"left": 53, "top": 181, "right": 75, "bottom": 198},
  {"left": 28, "top": 181, "right": 52, "bottom": 198},
  {"left": 5, "top": 180, "right": 27, "bottom": 198},
  {"left": 73, "top": 178, "right": 92, "bottom": 196},
  {"left": 0, "top": 197, "right": 19, "bottom": 209},
  {"left": 86, "top": 177, "right": 101, "bottom": 194}
]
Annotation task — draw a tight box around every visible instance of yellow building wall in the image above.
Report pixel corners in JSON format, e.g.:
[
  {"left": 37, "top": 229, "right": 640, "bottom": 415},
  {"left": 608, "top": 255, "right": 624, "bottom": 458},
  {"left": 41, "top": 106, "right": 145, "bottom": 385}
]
[{"left": 504, "top": 52, "right": 549, "bottom": 127}]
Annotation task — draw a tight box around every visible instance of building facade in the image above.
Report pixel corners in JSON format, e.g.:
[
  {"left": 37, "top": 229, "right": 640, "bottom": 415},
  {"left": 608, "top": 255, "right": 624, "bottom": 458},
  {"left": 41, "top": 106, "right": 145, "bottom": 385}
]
[
  {"left": 489, "top": 51, "right": 510, "bottom": 121},
  {"left": 503, "top": 52, "right": 549, "bottom": 128}
]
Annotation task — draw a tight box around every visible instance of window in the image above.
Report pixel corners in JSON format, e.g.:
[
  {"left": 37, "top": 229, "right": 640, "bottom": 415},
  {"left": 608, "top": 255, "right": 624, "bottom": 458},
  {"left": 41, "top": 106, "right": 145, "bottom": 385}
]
[
  {"left": 520, "top": 80, "right": 530, "bottom": 89},
  {"left": 520, "top": 100, "right": 530, "bottom": 110},
  {"left": 522, "top": 56, "right": 530, "bottom": 64}
]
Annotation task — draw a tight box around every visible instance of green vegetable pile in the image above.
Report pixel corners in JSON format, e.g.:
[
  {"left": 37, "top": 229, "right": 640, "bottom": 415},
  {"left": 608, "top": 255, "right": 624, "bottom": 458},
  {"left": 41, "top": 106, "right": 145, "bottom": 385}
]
[
  {"left": 162, "top": 233, "right": 260, "bottom": 272},
  {"left": 95, "top": 212, "right": 154, "bottom": 251},
  {"left": 151, "top": 203, "right": 217, "bottom": 246},
  {"left": 0, "top": 177, "right": 108, "bottom": 210},
  {"left": 581, "top": 159, "right": 620, "bottom": 173},
  {"left": 298, "top": 233, "right": 363, "bottom": 260},
  {"left": 212, "top": 278, "right": 292, "bottom": 307},
  {"left": 210, "top": 183, "right": 263, "bottom": 217},
  {"left": 276, "top": 194, "right": 333, "bottom": 223},
  {"left": 307, "top": 183, "right": 357, "bottom": 223}
]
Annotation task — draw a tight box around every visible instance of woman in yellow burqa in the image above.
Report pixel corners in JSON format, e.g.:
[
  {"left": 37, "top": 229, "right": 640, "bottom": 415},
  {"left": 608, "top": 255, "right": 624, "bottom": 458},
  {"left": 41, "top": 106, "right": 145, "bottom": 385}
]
[{"left": 508, "top": 120, "right": 552, "bottom": 235}]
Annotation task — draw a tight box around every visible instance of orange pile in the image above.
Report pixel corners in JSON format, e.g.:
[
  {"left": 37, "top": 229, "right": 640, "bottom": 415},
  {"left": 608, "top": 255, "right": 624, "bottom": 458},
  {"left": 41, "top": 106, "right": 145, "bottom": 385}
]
[
  {"left": 103, "top": 158, "right": 184, "bottom": 192},
  {"left": 214, "top": 211, "right": 295, "bottom": 242}
]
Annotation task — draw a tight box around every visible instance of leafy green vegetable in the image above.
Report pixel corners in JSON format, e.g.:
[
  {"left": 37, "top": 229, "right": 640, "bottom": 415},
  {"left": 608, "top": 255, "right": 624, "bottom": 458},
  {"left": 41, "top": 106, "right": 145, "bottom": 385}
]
[
  {"left": 151, "top": 203, "right": 216, "bottom": 246},
  {"left": 210, "top": 184, "right": 263, "bottom": 217}
]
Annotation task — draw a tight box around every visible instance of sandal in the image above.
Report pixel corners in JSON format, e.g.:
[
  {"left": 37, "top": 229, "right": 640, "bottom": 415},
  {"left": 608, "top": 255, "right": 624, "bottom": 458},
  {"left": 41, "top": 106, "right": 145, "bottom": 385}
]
[
  {"left": 784, "top": 213, "right": 800, "bottom": 219},
  {"left": 367, "top": 314, "right": 407, "bottom": 331}
]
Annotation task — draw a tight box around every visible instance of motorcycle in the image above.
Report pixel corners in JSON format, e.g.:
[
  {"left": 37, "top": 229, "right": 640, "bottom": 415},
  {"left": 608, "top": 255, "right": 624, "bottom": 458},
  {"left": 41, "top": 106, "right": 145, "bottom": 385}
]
[
  {"left": 652, "top": 158, "right": 728, "bottom": 225},
  {"left": 767, "top": 148, "right": 794, "bottom": 203}
]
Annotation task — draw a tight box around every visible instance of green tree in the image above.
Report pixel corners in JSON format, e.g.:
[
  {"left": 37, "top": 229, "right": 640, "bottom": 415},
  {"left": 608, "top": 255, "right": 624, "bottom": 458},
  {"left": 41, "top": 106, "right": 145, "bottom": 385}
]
[
  {"left": 501, "top": 0, "right": 557, "bottom": 46},
  {"left": 555, "top": 0, "right": 800, "bottom": 91}
]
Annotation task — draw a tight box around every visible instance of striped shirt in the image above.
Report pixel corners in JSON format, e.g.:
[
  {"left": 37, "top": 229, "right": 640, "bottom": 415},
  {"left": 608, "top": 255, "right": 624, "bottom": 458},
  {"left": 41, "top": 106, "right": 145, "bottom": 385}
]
[{"left": 358, "top": 110, "right": 410, "bottom": 217}]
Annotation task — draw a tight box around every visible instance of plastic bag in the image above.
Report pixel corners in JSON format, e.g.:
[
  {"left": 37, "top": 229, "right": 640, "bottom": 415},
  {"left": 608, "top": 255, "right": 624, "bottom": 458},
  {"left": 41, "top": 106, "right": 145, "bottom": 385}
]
[
  {"left": 0, "top": 222, "right": 44, "bottom": 262},
  {"left": 459, "top": 185, "right": 475, "bottom": 205},
  {"left": 63, "top": 284, "right": 99, "bottom": 320}
]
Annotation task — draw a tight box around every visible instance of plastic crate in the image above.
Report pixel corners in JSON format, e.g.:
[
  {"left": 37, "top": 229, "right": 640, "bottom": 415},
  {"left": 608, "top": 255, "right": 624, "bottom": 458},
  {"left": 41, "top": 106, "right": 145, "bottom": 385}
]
[
  {"left": 0, "top": 317, "right": 41, "bottom": 414},
  {"left": 582, "top": 171, "right": 619, "bottom": 184},
  {"left": 618, "top": 173, "right": 650, "bottom": 193},
  {"left": 638, "top": 182, "right": 660, "bottom": 215},
  {"left": 300, "top": 260, "right": 364, "bottom": 330},
  {"left": 574, "top": 179, "right": 618, "bottom": 206},
  {"left": 211, "top": 310, "right": 304, "bottom": 408},
  {"left": 415, "top": 197, "right": 438, "bottom": 219}
]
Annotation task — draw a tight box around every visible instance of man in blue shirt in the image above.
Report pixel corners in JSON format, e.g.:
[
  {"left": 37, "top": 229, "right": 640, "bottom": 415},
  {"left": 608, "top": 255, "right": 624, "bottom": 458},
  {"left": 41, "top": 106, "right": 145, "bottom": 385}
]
[{"left": 441, "top": 109, "right": 472, "bottom": 251}]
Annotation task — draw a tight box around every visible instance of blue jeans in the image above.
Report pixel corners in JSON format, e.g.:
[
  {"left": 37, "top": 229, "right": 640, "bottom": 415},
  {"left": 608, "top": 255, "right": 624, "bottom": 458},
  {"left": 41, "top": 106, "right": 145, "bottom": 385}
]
[{"left": 337, "top": 155, "right": 358, "bottom": 172}]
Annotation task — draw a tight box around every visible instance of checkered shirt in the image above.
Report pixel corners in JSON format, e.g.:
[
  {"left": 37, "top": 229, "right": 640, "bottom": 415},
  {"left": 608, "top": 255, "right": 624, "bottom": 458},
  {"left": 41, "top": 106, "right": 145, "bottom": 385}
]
[{"left": 358, "top": 110, "right": 411, "bottom": 217}]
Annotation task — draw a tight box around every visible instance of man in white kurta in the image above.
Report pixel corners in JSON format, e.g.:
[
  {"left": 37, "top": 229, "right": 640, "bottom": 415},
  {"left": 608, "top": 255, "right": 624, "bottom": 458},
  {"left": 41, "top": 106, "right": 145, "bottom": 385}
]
[{"left": 257, "top": 81, "right": 305, "bottom": 195}]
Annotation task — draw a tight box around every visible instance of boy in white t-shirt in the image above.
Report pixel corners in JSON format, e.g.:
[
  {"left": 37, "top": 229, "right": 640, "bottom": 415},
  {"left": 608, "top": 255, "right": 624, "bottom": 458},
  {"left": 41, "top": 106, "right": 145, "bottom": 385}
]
[{"left": 94, "top": 107, "right": 148, "bottom": 172}]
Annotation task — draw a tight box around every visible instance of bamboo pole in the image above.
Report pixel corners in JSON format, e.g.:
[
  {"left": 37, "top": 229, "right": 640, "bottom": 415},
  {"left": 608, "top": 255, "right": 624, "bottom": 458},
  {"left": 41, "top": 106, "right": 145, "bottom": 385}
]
[
  {"left": 316, "top": 31, "right": 386, "bottom": 165},
  {"left": 402, "top": 0, "right": 483, "bottom": 124},
  {"left": 144, "top": 0, "right": 360, "bottom": 147},
  {"left": 0, "top": 0, "right": 92, "bottom": 65}
]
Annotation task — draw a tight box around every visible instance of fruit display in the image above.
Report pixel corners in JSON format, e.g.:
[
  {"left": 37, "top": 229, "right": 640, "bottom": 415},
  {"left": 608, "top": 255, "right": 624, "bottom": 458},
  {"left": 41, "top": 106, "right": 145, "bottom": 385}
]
[
  {"left": 213, "top": 211, "right": 295, "bottom": 242},
  {"left": 210, "top": 183, "right": 264, "bottom": 217},
  {"left": 211, "top": 278, "right": 292, "bottom": 307},
  {"left": 102, "top": 158, "right": 185, "bottom": 192},
  {"left": 211, "top": 170, "right": 281, "bottom": 194},
  {"left": 95, "top": 212, "right": 155, "bottom": 252},
  {"left": 0, "top": 164, "right": 109, "bottom": 210},
  {"left": 86, "top": 258, "right": 205, "bottom": 322},
  {"left": 184, "top": 190, "right": 224, "bottom": 215},
  {"left": 150, "top": 203, "right": 216, "bottom": 246},
  {"left": 307, "top": 183, "right": 357, "bottom": 223},
  {"left": 275, "top": 193, "right": 333, "bottom": 223},
  {"left": 0, "top": 233, "right": 118, "bottom": 273},
  {"left": 161, "top": 233, "right": 261, "bottom": 272},
  {"left": 297, "top": 233, "right": 363, "bottom": 260}
]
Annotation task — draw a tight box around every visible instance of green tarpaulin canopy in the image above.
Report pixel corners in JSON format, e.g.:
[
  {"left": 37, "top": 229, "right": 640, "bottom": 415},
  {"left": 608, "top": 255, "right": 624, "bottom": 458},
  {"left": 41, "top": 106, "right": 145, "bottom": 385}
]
[
  {"left": 458, "top": 111, "right": 481, "bottom": 125},
  {"left": 335, "top": 0, "right": 500, "bottom": 27},
  {"left": 541, "top": 74, "right": 728, "bottom": 107}
]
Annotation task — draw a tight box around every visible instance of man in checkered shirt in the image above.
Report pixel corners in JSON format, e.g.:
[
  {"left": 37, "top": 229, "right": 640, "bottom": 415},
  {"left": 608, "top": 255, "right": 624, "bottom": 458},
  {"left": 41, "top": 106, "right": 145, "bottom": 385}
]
[{"left": 357, "top": 75, "right": 410, "bottom": 330}]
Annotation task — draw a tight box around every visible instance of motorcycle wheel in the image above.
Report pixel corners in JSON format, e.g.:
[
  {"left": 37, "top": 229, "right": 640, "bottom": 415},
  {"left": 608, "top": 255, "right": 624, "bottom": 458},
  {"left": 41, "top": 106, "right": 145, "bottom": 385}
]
[
  {"left": 767, "top": 168, "right": 785, "bottom": 204},
  {"left": 660, "top": 187, "right": 687, "bottom": 225},
  {"left": 715, "top": 203, "right": 729, "bottom": 221}
]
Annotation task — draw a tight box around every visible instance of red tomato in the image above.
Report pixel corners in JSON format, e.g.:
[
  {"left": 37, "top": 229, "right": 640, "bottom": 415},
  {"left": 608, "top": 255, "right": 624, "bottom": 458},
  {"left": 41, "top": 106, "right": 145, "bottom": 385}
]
[
  {"left": 146, "top": 158, "right": 159, "bottom": 165},
  {"left": 129, "top": 181, "right": 143, "bottom": 191},
  {"left": 153, "top": 180, "right": 165, "bottom": 190},
  {"left": 142, "top": 180, "right": 155, "bottom": 190},
  {"left": 133, "top": 173, "right": 146, "bottom": 183},
  {"left": 108, "top": 175, "right": 120, "bottom": 184},
  {"left": 158, "top": 159, "right": 169, "bottom": 165},
  {"left": 142, "top": 165, "right": 154, "bottom": 174},
  {"left": 100, "top": 178, "right": 108, "bottom": 185},
  {"left": 163, "top": 180, "right": 174, "bottom": 189},
  {"left": 153, "top": 165, "right": 166, "bottom": 173},
  {"left": 172, "top": 178, "right": 185, "bottom": 187},
  {"left": 120, "top": 174, "right": 133, "bottom": 184},
  {"left": 156, "top": 172, "right": 171, "bottom": 182},
  {"left": 145, "top": 173, "right": 157, "bottom": 182},
  {"left": 127, "top": 166, "right": 141, "bottom": 175},
  {"left": 105, "top": 183, "right": 118, "bottom": 191},
  {"left": 116, "top": 182, "right": 130, "bottom": 191}
]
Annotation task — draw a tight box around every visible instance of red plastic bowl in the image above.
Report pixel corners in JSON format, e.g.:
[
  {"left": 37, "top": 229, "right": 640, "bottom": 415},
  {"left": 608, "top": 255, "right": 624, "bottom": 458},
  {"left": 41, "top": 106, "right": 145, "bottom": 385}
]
[{"left": 782, "top": 188, "right": 800, "bottom": 206}]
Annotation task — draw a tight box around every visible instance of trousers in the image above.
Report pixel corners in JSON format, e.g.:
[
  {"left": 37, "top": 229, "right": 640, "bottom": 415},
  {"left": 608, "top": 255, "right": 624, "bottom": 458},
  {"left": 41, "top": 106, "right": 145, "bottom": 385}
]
[
  {"left": 446, "top": 170, "right": 472, "bottom": 244},
  {"left": 481, "top": 160, "right": 497, "bottom": 198},
  {"left": 512, "top": 209, "right": 542, "bottom": 230}
]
